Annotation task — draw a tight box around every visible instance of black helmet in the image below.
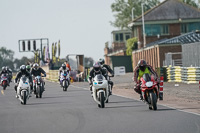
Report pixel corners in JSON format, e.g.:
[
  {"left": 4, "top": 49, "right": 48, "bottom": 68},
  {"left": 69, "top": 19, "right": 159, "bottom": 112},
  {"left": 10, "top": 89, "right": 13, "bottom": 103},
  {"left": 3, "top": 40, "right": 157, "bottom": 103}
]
[
  {"left": 93, "top": 62, "right": 101, "bottom": 73},
  {"left": 20, "top": 65, "right": 26, "bottom": 73},
  {"left": 62, "top": 63, "right": 66, "bottom": 69},
  {"left": 137, "top": 59, "right": 147, "bottom": 72},
  {"left": 33, "top": 63, "right": 39, "bottom": 70},
  {"left": 99, "top": 58, "right": 105, "bottom": 65}
]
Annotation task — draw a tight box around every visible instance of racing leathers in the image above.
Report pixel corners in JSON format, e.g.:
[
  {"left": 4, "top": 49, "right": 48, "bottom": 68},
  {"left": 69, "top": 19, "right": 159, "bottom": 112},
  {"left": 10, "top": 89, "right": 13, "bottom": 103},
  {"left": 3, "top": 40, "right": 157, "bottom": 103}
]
[
  {"left": 133, "top": 65, "right": 159, "bottom": 95},
  {"left": 88, "top": 68, "right": 107, "bottom": 91},
  {"left": 101, "top": 64, "right": 114, "bottom": 95},
  {"left": 30, "top": 68, "right": 46, "bottom": 92},
  {"left": 14, "top": 71, "right": 32, "bottom": 92},
  {"left": 58, "top": 67, "right": 70, "bottom": 85},
  {"left": 0, "top": 70, "right": 10, "bottom": 86}
]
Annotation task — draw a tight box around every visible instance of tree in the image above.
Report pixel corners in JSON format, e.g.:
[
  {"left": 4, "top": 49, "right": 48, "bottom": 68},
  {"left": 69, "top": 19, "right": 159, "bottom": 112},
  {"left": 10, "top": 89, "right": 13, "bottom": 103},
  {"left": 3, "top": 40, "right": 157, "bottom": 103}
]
[
  {"left": 180, "top": 0, "right": 198, "bottom": 8},
  {"left": 110, "top": 0, "right": 160, "bottom": 29},
  {"left": 0, "top": 47, "right": 15, "bottom": 70},
  {"left": 110, "top": 0, "right": 199, "bottom": 29},
  {"left": 126, "top": 37, "right": 138, "bottom": 55}
]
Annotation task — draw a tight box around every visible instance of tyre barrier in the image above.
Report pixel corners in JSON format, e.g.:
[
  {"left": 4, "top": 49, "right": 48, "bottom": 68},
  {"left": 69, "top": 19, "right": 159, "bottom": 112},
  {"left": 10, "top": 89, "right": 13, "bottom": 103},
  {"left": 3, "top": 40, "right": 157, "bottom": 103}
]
[{"left": 167, "top": 67, "right": 200, "bottom": 84}]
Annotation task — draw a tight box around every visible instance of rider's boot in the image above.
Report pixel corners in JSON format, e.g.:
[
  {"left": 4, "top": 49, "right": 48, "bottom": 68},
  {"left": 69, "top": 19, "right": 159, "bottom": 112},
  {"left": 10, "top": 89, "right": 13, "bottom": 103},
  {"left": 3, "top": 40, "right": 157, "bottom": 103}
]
[{"left": 140, "top": 94, "right": 143, "bottom": 100}]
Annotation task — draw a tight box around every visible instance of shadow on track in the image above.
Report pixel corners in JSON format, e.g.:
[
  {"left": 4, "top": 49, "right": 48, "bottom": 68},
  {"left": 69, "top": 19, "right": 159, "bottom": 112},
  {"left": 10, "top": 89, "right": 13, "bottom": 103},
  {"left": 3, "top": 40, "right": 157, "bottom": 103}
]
[{"left": 106, "top": 104, "right": 144, "bottom": 109}]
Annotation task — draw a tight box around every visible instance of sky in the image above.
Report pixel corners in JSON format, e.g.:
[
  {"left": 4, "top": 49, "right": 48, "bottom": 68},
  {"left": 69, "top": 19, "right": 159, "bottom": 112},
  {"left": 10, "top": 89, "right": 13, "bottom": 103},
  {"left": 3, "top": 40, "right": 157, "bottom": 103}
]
[
  {"left": 0, "top": 0, "right": 117, "bottom": 61},
  {"left": 0, "top": 0, "right": 198, "bottom": 62}
]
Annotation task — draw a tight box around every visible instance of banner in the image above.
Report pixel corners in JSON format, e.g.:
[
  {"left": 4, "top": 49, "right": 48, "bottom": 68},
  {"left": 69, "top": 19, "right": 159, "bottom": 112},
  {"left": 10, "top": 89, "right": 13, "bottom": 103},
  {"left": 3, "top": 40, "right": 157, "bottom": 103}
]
[
  {"left": 52, "top": 43, "right": 54, "bottom": 63},
  {"left": 58, "top": 40, "right": 60, "bottom": 62}
]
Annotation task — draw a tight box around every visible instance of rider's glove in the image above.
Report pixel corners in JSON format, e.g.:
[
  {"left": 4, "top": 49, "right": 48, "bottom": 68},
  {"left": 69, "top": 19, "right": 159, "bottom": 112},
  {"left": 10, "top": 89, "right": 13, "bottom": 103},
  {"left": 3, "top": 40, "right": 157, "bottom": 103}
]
[
  {"left": 111, "top": 74, "right": 114, "bottom": 77},
  {"left": 44, "top": 73, "right": 46, "bottom": 77}
]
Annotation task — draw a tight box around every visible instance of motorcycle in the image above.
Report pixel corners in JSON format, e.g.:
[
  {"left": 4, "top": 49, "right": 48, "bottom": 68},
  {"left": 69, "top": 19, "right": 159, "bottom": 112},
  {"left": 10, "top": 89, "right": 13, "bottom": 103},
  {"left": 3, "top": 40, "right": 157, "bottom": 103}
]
[
  {"left": 60, "top": 70, "right": 70, "bottom": 91},
  {"left": 92, "top": 74, "right": 109, "bottom": 108},
  {"left": 0, "top": 74, "right": 9, "bottom": 90},
  {"left": 34, "top": 76, "right": 44, "bottom": 98},
  {"left": 16, "top": 75, "right": 31, "bottom": 105},
  {"left": 140, "top": 73, "right": 159, "bottom": 110}
]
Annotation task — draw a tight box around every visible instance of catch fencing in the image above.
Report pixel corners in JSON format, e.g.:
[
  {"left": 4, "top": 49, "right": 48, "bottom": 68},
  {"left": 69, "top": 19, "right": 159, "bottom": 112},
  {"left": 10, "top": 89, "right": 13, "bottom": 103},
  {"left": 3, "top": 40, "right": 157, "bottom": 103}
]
[{"left": 167, "top": 66, "right": 200, "bottom": 83}]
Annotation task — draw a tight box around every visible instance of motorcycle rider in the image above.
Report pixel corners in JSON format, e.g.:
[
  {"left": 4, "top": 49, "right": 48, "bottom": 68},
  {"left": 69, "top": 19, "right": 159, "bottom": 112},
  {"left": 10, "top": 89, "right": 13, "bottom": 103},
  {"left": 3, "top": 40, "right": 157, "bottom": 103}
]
[
  {"left": 26, "top": 65, "right": 31, "bottom": 73},
  {"left": 0, "top": 66, "right": 10, "bottom": 86},
  {"left": 88, "top": 62, "right": 107, "bottom": 94},
  {"left": 99, "top": 58, "right": 114, "bottom": 95},
  {"left": 14, "top": 65, "right": 33, "bottom": 97},
  {"left": 133, "top": 59, "right": 159, "bottom": 100},
  {"left": 5, "top": 66, "right": 13, "bottom": 83},
  {"left": 58, "top": 63, "right": 70, "bottom": 85},
  {"left": 30, "top": 63, "right": 46, "bottom": 92}
]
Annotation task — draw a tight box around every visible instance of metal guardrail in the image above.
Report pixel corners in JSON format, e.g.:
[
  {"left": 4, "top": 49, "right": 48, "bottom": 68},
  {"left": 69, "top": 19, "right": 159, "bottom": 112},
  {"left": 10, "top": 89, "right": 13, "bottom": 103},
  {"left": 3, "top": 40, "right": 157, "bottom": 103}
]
[{"left": 167, "top": 66, "right": 200, "bottom": 84}]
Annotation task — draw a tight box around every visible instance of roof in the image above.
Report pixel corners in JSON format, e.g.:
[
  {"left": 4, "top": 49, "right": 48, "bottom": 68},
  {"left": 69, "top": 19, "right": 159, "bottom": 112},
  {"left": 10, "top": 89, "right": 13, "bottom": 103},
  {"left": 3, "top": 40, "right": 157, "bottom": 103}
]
[
  {"left": 111, "top": 30, "right": 131, "bottom": 34},
  {"left": 134, "top": 0, "right": 200, "bottom": 22},
  {"left": 145, "top": 30, "right": 200, "bottom": 47}
]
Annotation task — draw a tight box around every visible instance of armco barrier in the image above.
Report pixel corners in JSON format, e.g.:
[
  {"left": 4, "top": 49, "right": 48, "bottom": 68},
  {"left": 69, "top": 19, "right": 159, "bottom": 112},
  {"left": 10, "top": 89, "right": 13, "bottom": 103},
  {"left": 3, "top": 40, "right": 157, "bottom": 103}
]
[{"left": 167, "top": 66, "right": 200, "bottom": 84}]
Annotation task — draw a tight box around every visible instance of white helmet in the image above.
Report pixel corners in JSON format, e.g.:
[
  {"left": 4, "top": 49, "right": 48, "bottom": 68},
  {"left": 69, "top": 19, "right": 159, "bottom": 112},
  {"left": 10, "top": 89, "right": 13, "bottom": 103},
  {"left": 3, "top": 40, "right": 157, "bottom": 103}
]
[{"left": 33, "top": 63, "right": 39, "bottom": 70}]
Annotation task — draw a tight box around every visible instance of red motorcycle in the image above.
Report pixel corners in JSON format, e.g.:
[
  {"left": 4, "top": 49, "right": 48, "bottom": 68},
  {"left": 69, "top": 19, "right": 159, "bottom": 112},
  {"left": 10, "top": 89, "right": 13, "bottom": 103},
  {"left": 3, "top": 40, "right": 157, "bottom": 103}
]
[
  {"left": 140, "top": 73, "right": 159, "bottom": 110},
  {"left": 0, "top": 74, "right": 9, "bottom": 90}
]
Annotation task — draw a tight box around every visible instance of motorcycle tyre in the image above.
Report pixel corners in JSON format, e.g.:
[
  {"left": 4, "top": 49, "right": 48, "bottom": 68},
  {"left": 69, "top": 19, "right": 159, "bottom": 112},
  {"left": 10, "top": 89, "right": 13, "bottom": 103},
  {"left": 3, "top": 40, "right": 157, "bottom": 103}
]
[
  {"left": 99, "top": 92, "right": 105, "bottom": 108},
  {"left": 150, "top": 92, "right": 157, "bottom": 110},
  {"left": 22, "top": 91, "right": 27, "bottom": 105}
]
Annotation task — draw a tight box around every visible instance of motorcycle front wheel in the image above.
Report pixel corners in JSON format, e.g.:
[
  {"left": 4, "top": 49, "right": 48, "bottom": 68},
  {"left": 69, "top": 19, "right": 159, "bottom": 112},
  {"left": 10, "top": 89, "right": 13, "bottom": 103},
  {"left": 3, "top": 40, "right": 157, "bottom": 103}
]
[
  {"left": 150, "top": 92, "right": 157, "bottom": 110},
  {"left": 99, "top": 92, "right": 105, "bottom": 108}
]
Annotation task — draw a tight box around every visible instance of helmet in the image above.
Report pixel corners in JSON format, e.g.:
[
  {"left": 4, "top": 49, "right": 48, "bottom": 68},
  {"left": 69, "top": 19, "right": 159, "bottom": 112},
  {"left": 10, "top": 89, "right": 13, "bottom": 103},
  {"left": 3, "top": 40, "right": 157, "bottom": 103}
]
[
  {"left": 20, "top": 65, "right": 26, "bottom": 73},
  {"left": 137, "top": 59, "right": 147, "bottom": 72},
  {"left": 5, "top": 66, "right": 8, "bottom": 70},
  {"left": 26, "top": 65, "right": 31, "bottom": 71},
  {"left": 62, "top": 63, "right": 66, "bottom": 69},
  {"left": 2, "top": 66, "right": 6, "bottom": 72},
  {"left": 99, "top": 58, "right": 105, "bottom": 65},
  {"left": 93, "top": 62, "right": 101, "bottom": 73},
  {"left": 33, "top": 63, "right": 39, "bottom": 70}
]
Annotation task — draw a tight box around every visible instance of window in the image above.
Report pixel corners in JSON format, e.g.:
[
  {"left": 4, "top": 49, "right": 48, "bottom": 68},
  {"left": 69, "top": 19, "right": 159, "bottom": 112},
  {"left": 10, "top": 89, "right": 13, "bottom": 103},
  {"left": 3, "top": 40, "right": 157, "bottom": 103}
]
[
  {"left": 115, "top": 34, "right": 119, "bottom": 41},
  {"left": 125, "top": 35, "right": 130, "bottom": 40},
  {"left": 181, "top": 24, "right": 188, "bottom": 33},
  {"left": 161, "top": 25, "right": 169, "bottom": 35},
  {"left": 119, "top": 33, "right": 123, "bottom": 41},
  {"left": 188, "top": 22, "right": 200, "bottom": 32},
  {"left": 145, "top": 24, "right": 169, "bottom": 36}
]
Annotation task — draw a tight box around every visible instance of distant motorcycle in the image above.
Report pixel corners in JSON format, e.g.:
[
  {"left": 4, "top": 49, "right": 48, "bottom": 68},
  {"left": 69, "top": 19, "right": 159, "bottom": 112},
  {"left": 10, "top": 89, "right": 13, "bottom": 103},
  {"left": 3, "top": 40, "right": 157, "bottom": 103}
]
[
  {"left": 60, "top": 70, "right": 70, "bottom": 91},
  {"left": 140, "top": 73, "right": 159, "bottom": 110},
  {"left": 92, "top": 74, "right": 109, "bottom": 108},
  {"left": 0, "top": 74, "right": 9, "bottom": 90},
  {"left": 34, "top": 76, "right": 44, "bottom": 98},
  {"left": 16, "top": 75, "right": 31, "bottom": 105}
]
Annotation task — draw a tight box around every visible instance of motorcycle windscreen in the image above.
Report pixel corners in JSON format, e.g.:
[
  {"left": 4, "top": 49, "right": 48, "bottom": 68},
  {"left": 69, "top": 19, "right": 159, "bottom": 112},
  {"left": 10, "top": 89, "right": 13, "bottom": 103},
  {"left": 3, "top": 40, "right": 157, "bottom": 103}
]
[
  {"left": 142, "top": 73, "right": 151, "bottom": 82},
  {"left": 95, "top": 74, "right": 104, "bottom": 81}
]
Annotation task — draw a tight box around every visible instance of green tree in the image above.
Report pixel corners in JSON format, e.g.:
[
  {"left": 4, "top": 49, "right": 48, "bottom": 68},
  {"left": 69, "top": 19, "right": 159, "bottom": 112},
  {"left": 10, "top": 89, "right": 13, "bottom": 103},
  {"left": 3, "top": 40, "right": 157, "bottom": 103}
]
[
  {"left": 180, "top": 0, "right": 198, "bottom": 8},
  {"left": 110, "top": 0, "right": 160, "bottom": 29},
  {"left": 0, "top": 47, "right": 15, "bottom": 70},
  {"left": 126, "top": 37, "right": 138, "bottom": 55}
]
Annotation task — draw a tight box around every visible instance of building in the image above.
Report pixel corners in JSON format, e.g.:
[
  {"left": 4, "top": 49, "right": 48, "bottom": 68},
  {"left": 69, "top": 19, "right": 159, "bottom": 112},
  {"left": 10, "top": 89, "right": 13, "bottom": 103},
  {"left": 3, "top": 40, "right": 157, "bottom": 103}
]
[
  {"left": 104, "top": 30, "right": 133, "bottom": 72},
  {"left": 130, "top": 0, "right": 200, "bottom": 69}
]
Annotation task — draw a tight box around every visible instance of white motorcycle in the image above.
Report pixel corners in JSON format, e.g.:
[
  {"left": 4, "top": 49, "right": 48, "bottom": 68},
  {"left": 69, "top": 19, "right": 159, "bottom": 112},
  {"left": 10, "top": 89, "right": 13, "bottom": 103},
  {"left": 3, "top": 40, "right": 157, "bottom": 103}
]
[
  {"left": 16, "top": 75, "right": 31, "bottom": 105},
  {"left": 92, "top": 74, "right": 109, "bottom": 108},
  {"left": 60, "top": 70, "right": 70, "bottom": 91}
]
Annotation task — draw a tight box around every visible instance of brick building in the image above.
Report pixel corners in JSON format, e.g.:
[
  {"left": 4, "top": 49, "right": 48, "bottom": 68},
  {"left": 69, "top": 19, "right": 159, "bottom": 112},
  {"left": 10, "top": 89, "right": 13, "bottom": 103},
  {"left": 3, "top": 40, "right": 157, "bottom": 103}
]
[
  {"left": 104, "top": 30, "right": 131, "bottom": 65},
  {"left": 130, "top": 0, "right": 200, "bottom": 70}
]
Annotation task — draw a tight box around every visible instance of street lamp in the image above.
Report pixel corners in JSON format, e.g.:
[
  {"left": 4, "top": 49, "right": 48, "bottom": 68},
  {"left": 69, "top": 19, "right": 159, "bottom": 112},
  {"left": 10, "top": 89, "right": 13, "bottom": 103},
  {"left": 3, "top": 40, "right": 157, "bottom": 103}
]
[
  {"left": 141, "top": 3, "right": 146, "bottom": 47},
  {"left": 132, "top": 7, "right": 135, "bottom": 20}
]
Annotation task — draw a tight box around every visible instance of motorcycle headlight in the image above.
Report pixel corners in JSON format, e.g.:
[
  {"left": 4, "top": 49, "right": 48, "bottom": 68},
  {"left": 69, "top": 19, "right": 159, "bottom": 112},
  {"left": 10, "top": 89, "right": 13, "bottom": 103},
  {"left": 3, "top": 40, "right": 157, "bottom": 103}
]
[
  {"left": 145, "top": 81, "right": 153, "bottom": 87},
  {"left": 94, "top": 82, "right": 97, "bottom": 85}
]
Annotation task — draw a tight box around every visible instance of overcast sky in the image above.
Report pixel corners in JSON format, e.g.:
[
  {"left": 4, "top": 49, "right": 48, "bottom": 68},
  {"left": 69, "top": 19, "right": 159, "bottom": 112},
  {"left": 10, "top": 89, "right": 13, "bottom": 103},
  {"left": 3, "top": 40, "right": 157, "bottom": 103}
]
[
  {"left": 0, "top": 0, "right": 117, "bottom": 61},
  {"left": 0, "top": 0, "right": 198, "bottom": 62}
]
